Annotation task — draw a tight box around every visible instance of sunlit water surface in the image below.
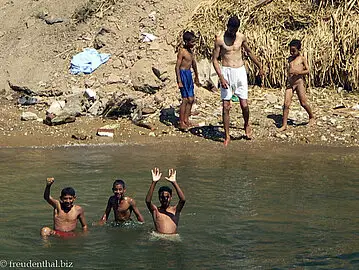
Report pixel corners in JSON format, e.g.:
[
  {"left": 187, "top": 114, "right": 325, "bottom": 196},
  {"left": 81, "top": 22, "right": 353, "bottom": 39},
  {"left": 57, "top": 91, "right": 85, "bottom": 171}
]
[{"left": 0, "top": 142, "right": 358, "bottom": 269}]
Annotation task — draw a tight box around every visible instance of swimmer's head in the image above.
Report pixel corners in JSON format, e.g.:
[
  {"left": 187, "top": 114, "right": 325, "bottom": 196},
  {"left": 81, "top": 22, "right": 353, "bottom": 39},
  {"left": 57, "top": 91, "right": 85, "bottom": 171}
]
[
  {"left": 40, "top": 226, "right": 53, "bottom": 238},
  {"left": 158, "top": 186, "right": 172, "bottom": 206},
  {"left": 60, "top": 187, "right": 76, "bottom": 209},
  {"left": 112, "top": 179, "right": 126, "bottom": 199}
]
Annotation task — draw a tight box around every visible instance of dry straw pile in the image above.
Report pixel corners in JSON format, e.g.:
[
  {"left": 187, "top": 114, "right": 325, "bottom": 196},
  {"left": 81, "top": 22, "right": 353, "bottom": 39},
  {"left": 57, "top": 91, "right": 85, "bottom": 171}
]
[{"left": 183, "top": 0, "right": 359, "bottom": 91}]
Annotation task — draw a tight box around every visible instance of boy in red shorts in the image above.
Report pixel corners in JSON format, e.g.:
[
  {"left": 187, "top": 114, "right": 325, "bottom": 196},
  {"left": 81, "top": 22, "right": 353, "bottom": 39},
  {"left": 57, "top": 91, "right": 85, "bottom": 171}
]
[{"left": 41, "top": 177, "right": 88, "bottom": 238}]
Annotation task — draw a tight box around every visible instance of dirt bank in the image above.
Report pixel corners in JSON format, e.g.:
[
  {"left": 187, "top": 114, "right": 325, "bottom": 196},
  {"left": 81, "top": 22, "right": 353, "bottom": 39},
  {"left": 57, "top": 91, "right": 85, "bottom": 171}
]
[{"left": 0, "top": 0, "right": 358, "bottom": 148}]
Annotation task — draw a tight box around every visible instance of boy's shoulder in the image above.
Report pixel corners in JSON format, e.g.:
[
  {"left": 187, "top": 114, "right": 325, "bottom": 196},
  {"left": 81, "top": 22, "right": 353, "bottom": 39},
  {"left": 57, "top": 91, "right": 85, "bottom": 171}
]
[
  {"left": 300, "top": 55, "right": 307, "bottom": 61},
  {"left": 215, "top": 31, "right": 224, "bottom": 42},
  {"left": 123, "top": 196, "right": 135, "bottom": 203},
  {"left": 74, "top": 204, "right": 83, "bottom": 211}
]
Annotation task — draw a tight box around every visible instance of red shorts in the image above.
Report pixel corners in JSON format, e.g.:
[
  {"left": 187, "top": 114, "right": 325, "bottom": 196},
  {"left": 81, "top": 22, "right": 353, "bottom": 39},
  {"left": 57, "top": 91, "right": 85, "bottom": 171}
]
[{"left": 53, "top": 230, "right": 76, "bottom": 238}]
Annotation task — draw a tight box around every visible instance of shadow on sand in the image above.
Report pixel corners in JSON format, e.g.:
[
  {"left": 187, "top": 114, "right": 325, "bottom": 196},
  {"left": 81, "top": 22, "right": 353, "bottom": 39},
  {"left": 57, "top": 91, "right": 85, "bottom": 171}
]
[{"left": 267, "top": 114, "right": 309, "bottom": 128}]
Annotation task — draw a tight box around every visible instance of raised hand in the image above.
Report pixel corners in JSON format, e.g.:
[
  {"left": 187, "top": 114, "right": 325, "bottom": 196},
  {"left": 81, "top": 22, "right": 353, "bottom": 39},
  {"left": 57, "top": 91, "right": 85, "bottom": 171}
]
[
  {"left": 46, "top": 177, "right": 54, "bottom": 186},
  {"left": 165, "top": 169, "right": 177, "bottom": 183},
  {"left": 151, "top": 167, "right": 162, "bottom": 182}
]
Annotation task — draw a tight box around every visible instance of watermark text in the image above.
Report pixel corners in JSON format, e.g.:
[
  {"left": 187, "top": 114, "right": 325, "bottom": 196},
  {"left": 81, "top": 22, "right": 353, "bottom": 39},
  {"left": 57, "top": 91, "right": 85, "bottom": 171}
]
[{"left": 0, "top": 259, "right": 73, "bottom": 268}]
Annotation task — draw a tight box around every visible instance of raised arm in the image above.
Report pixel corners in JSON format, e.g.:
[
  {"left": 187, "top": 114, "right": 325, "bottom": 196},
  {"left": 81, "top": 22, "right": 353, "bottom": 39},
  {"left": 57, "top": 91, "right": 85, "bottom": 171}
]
[
  {"left": 145, "top": 168, "right": 162, "bottom": 212},
  {"left": 165, "top": 169, "right": 186, "bottom": 213},
  {"left": 130, "top": 198, "right": 144, "bottom": 222},
  {"left": 175, "top": 49, "right": 184, "bottom": 88},
  {"left": 212, "top": 35, "right": 228, "bottom": 89},
  {"left": 43, "top": 177, "right": 59, "bottom": 208}
]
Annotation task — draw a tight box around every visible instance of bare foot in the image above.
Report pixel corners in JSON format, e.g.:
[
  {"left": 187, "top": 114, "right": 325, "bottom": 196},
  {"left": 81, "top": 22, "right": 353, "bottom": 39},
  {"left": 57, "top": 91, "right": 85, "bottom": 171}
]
[
  {"left": 224, "top": 137, "right": 231, "bottom": 146},
  {"left": 278, "top": 125, "right": 287, "bottom": 132},
  {"left": 245, "top": 125, "right": 252, "bottom": 140},
  {"left": 308, "top": 118, "right": 315, "bottom": 127}
]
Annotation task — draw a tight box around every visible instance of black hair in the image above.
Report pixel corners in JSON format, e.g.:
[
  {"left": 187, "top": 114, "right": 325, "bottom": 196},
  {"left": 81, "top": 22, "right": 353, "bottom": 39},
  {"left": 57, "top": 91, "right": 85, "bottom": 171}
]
[
  {"left": 289, "top": 39, "right": 301, "bottom": 50},
  {"left": 158, "top": 186, "right": 172, "bottom": 196},
  {"left": 183, "top": 31, "right": 196, "bottom": 43},
  {"left": 113, "top": 179, "right": 126, "bottom": 189},
  {"left": 227, "top": 15, "right": 240, "bottom": 28},
  {"left": 61, "top": 187, "right": 76, "bottom": 197}
]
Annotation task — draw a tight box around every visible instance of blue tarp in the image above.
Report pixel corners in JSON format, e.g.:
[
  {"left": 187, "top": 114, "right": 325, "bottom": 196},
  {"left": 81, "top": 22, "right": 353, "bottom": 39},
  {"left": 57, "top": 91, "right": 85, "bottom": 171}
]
[{"left": 70, "top": 48, "right": 110, "bottom": 75}]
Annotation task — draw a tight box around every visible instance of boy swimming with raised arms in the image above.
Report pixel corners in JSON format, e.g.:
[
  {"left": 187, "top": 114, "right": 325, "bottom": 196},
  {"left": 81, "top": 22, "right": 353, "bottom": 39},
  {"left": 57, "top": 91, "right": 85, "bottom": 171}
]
[{"left": 145, "top": 168, "right": 186, "bottom": 234}]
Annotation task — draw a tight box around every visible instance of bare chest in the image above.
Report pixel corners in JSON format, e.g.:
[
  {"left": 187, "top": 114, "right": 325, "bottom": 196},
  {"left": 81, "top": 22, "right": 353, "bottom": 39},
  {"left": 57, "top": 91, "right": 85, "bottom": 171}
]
[
  {"left": 54, "top": 208, "right": 78, "bottom": 221},
  {"left": 221, "top": 38, "right": 242, "bottom": 54},
  {"left": 289, "top": 57, "right": 303, "bottom": 68}
]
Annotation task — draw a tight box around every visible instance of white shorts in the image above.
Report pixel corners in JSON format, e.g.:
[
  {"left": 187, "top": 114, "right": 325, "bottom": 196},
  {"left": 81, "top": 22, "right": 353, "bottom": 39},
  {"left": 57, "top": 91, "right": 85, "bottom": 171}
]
[{"left": 220, "top": 65, "right": 248, "bottom": 100}]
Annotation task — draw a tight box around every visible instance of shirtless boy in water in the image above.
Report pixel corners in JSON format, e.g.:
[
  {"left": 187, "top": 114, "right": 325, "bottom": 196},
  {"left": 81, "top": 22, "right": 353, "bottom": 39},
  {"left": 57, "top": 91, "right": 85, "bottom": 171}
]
[
  {"left": 41, "top": 178, "right": 87, "bottom": 238},
  {"left": 145, "top": 168, "right": 186, "bottom": 234},
  {"left": 97, "top": 179, "right": 144, "bottom": 225},
  {"left": 212, "top": 15, "right": 263, "bottom": 145},
  {"left": 279, "top": 39, "right": 315, "bottom": 131}
]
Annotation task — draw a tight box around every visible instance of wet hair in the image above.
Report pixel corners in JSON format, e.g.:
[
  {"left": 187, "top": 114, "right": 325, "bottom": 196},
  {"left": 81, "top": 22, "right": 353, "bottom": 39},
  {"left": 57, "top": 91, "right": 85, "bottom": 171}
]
[
  {"left": 113, "top": 179, "right": 126, "bottom": 189},
  {"left": 289, "top": 39, "right": 301, "bottom": 50},
  {"left": 183, "top": 31, "right": 196, "bottom": 43},
  {"left": 61, "top": 187, "right": 76, "bottom": 197},
  {"left": 158, "top": 186, "right": 172, "bottom": 196},
  {"left": 227, "top": 16, "right": 240, "bottom": 28}
]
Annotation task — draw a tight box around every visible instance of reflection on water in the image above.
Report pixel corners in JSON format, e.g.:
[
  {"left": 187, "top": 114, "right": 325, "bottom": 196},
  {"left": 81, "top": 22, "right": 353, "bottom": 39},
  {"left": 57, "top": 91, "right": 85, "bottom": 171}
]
[{"left": 0, "top": 143, "right": 358, "bottom": 269}]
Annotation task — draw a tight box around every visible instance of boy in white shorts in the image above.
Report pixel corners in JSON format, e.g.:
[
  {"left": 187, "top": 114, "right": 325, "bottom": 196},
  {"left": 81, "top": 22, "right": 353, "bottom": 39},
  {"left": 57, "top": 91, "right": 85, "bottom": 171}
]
[
  {"left": 212, "top": 16, "right": 263, "bottom": 146},
  {"left": 220, "top": 65, "right": 248, "bottom": 101}
]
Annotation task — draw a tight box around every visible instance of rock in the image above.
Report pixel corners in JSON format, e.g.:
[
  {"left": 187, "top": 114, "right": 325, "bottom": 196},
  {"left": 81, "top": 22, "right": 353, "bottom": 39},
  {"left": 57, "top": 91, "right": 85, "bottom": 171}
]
[
  {"left": 154, "top": 93, "right": 164, "bottom": 104},
  {"left": 264, "top": 93, "right": 278, "bottom": 104},
  {"left": 44, "top": 113, "right": 76, "bottom": 126},
  {"left": 131, "top": 59, "right": 162, "bottom": 94},
  {"left": 102, "top": 92, "right": 144, "bottom": 121},
  {"left": 0, "top": 88, "right": 7, "bottom": 96},
  {"left": 142, "top": 106, "right": 156, "bottom": 114},
  {"left": 275, "top": 133, "right": 287, "bottom": 139},
  {"left": 20, "top": 111, "right": 38, "bottom": 121},
  {"left": 47, "top": 100, "right": 66, "bottom": 115},
  {"left": 134, "top": 120, "right": 156, "bottom": 130},
  {"left": 107, "top": 74, "right": 122, "bottom": 84},
  {"left": 84, "top": 88, "right": 96, "bottom": 100},
  {"left": 112, "top": 59, "right": 122, "bottom": 69},
  {"left": 88, "top": 100, "right": 102, "bottom": 116},
  {"left": 321, "top": 135, "right": 328, "bottom": 141},
  {"left": 336, "top": 125, "right": 345, "bottom": 132},
  {"left": 71, "top": 133, "right": 89, "bottom": 140},
  {"left": 96, "top": 128, "right": 114, "bottom": 137},
  {"left": 152, "top": 67, "right": 169, "bottom": 82},
  {"left": 84, "top": 79, "right": 96, "bottom": 88},
  {"left": 196, "top": 59, "right": 219, "bottom": 91}
]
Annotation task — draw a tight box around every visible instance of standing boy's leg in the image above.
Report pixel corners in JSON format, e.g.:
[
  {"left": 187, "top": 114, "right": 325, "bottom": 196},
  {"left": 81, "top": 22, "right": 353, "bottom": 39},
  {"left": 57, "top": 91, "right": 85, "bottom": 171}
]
[
  {"left": 179, "top": 98, "right": 188, "bottom": 129},
  {"left": 279, "top": 88, "right": 293, "bottom": 131},
  {"left": 296, "top": 83, "right": 315, "bottom": 125},
  {"left": 239, "top": 98, "right": 251, "bottom": 139},
  {"left": 222, "top": 100, "right": 231, "bottom": 146},
  {"left": 184, "top": 96, "right": 195, "bottom": 127}
]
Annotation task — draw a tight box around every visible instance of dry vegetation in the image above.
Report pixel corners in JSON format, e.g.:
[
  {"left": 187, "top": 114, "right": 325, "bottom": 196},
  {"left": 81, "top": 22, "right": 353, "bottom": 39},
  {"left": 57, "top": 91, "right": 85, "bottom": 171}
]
[{"left": 182, "top": 0, "right": 359, "bottom": 91}]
